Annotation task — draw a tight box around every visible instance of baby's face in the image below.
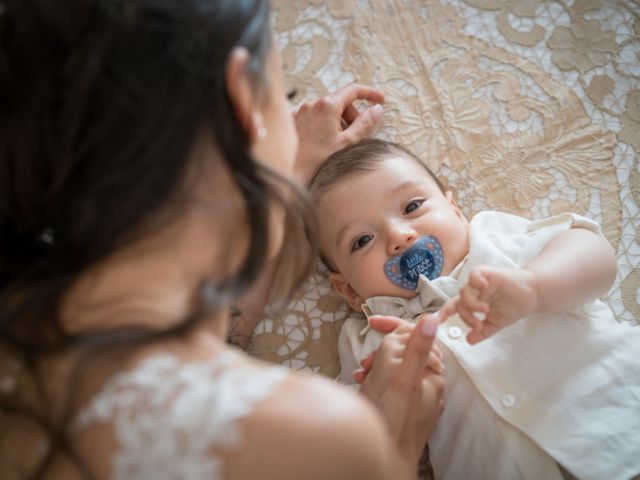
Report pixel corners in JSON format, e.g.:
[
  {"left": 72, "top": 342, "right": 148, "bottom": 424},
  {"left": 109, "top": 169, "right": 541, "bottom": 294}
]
[{"left": 317, "top": 155, "right": 470, "bottom": 309}]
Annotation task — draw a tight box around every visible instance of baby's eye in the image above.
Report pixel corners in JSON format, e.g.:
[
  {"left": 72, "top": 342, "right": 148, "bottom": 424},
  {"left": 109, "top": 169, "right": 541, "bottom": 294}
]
[
  {"left": 351, "top": 234, "right": 374, "bottom": 252},
  {"left": 404, "top": 199, "right": 425, "bottom": 214}
]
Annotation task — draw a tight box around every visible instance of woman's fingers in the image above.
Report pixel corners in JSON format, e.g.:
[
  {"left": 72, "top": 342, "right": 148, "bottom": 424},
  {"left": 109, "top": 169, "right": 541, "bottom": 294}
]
[
  {"left": 368, "top": 315, "right": 409, "bottom": 334},
  {"left": 341, "top": 103, "right": 360, "bottom": 125},
  {"left": 357, "top": 348, "right": 444, "bottom": 384},
  {"left": 431, "top": 342, "right": 443, "bottom": 360},
  {"left": 332, "top": 83, "right": 385, "bottom": 107},
  {"left": 331, "top": 84, "right": 384, "bottom": 145},
  {"left": 292, "top": 83, "right": 385, "bottom": 185},
  {"left": 357, "top": 316, "right": 410, "bottom": 386},
  {"left": 360, "top": 313, "right": 445, "bottom": 466},
  {"left": 426, "top": 350, "right": 445, "bottom": 374},
  {"left": 339, "top": 104, "right": 384, "bottom": 144},
  {"left": 399, "top": 314, "right": 439, "bottom": 381}
]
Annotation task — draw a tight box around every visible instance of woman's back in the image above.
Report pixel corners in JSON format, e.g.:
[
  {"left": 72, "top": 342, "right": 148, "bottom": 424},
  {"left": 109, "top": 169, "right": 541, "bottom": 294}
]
[
  {"left": 74, "top": 346, "right": 288, "bottom": 479},
  {"left": 2, "top": 328, "right": 398, "bottom": 480}
]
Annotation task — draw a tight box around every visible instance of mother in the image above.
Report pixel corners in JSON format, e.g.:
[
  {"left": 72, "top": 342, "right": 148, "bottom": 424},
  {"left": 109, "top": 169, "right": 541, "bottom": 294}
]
[{"left": 0, "top": 1, "right": 444, "bottom": 478}]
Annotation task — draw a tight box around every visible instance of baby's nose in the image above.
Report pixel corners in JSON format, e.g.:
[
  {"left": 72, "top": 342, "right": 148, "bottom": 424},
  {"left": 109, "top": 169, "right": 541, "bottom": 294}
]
[{"left": 388, "top": 226, "right": 417, "bottom": 255}]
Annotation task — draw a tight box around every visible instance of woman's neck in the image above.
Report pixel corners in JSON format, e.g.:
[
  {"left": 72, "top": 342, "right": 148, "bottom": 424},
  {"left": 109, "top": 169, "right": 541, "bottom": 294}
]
[{"left": 62, "top": 208, "right": 245, "bottom": 340}]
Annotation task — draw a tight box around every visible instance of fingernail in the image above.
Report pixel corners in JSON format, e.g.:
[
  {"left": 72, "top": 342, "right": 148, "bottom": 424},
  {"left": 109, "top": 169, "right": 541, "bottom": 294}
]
[
  {"left": 473, "top": 312, "right": 486, "bottom": 321},
  {"left": 421, "top": 316, "right": 438, "bottom": 337},
  {"left": 370, "top": 104, "right": 384, "bottom": 121}
]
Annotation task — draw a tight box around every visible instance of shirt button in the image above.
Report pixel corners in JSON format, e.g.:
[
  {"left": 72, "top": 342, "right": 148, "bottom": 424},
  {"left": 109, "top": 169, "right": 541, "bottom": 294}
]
[
  {"left": 448, "top": 326, "right": 462, "bottom": 339},
  {"left": 502, "top": 394, "right": 516, "bottom": 408}
]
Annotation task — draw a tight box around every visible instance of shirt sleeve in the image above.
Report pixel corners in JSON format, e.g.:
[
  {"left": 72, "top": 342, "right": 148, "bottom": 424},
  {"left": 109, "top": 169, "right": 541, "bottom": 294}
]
[
  {"left": 337, "top": 317, "right": 368, "bottom": 385},
  {"left": 469, "top": 211, "right": 609, "bottom": 317},
  {"left": 526, "top": 212, "right": 604, "bottom": 238},
  {"left": 337, "top": 317, "right": 386, "bottom": 386},
  {"left": 468, "top": 211, "right": 606, "bottom": 270}
]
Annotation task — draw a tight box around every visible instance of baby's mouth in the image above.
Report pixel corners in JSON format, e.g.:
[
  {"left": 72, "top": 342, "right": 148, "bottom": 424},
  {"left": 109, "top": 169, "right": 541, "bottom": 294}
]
[{"left": 383, "top": 236, "right": 444, "bottom": 291}]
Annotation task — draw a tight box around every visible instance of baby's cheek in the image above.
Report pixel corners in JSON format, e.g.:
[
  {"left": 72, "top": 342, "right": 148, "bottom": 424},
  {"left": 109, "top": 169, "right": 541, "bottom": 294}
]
[{"left": 351, "top": 264, "right": 384, "bottom": 299}]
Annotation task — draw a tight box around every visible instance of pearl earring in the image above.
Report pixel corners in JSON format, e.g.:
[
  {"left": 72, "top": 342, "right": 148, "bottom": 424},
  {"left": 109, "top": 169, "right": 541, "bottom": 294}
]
[{"left": 257, "top": 126, "right": 268, "bottom": 139}]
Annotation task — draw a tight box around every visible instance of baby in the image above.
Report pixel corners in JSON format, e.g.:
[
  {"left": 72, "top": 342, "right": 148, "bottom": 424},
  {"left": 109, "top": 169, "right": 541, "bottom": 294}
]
[{"left": 310, "top": 139, "right": 640, "bottom": 480}]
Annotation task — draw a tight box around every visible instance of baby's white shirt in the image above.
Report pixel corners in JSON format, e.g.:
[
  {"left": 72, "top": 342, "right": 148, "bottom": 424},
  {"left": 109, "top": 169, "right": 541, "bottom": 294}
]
[{"left": 338, "top": 211, "right": 640, "bottom": 480}]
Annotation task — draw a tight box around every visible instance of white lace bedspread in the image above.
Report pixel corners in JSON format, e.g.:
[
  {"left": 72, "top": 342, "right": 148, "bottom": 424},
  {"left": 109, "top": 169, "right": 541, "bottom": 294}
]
[{"left": 252, "top": 0, "right": 640, "bottom": 380}]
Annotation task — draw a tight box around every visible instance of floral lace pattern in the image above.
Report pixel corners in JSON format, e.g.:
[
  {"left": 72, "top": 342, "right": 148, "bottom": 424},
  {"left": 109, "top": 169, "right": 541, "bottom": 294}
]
[
  {"left": 75, "top": 352, "right": 287, "bottom": 480},
  {"left": 252, "top": 0, "right": 640, "bottom": 380}
]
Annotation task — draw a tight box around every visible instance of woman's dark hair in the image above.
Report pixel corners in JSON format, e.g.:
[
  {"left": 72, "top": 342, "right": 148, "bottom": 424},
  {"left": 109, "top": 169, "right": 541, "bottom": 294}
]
[{"left": 0, "top": 0, "right": 314, "bottom": 476}]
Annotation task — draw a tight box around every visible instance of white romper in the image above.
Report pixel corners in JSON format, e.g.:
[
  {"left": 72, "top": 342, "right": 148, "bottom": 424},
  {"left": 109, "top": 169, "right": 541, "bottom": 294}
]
[{"left": 338, "top": 212, "right": 640, "bottom": 480}]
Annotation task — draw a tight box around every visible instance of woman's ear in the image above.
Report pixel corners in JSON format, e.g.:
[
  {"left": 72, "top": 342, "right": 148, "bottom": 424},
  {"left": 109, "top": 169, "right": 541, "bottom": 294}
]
[
  {"left": 329, "top": 272, "right": 365, "bottom": 312},
  {"left": 225, "top": 47, "right": 264, "bottom": 143}
]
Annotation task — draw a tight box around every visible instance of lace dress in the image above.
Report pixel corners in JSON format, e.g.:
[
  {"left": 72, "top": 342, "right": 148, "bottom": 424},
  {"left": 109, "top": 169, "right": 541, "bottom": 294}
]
[{"left": 75, "top": 351, "right": 287, "bottom": 480}]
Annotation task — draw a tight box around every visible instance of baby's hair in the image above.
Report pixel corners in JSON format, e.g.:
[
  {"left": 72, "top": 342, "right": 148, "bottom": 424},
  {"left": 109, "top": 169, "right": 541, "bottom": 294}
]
[
  {"left": 309, "top": 138, "right": 445, "bottom": 197},
  {"left": 309, "top": 138, "right": 445, "bottom": 272}
]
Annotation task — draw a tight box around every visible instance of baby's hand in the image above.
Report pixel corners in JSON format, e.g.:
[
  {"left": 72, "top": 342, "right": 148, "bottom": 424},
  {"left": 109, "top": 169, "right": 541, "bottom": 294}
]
[{"left": 439, "top": 266, "right": 539, "bottom": 344}]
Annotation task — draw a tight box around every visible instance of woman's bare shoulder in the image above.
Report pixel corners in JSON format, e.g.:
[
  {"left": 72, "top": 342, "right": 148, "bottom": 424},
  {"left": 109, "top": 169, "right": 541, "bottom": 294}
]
[
  {"left": 223, "top": 370, "right": 397, "bottom": 480},
  {"left": 69, "top": 335, "right": 397, "bottom": 480}
]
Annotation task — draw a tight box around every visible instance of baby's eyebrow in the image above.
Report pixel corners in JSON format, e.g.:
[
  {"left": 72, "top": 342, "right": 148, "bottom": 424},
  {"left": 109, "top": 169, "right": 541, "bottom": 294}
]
[
  {"left": 335, "top": 222, "right": 352, "bottom": 249},
  {"left": 392, "top": 180, "right": 421, "bottom": 194}
]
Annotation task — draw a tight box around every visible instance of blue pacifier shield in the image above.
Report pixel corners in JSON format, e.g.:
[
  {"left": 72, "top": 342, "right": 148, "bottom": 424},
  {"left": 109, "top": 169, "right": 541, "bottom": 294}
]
[{"left": 384, "top": 236, "right": 444, "bottom": 290}]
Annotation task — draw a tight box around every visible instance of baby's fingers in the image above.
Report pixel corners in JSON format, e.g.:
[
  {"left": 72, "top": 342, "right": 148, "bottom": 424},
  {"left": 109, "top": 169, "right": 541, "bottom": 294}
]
[
  {"left": 459, "top": 285, "right": 490, "bottom": 316},
  {"left": 439, "top": 296, "right": 485, "bottom": 330},
  {"left": 466, "top": 328, "right": 488, "bottom": 345},
  {"left": 353, "top": 368, "right": 367, "bottom": 384},
  {"left": 438, "top": 298, "right": 459, "bottom": 322},
  {"left": 468, "top": 268, "right": 490, "bottom": 291},
  {"left": 360, "top": 351, "right": 376, "bottom": 371},
  {"left": 467, "top": 319, "right": 500, "bottom": 345}
]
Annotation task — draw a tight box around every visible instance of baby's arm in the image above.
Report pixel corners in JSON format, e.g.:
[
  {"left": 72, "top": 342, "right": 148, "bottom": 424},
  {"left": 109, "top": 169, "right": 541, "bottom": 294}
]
[
  {"left": 440, "top": 227, "right": 616, "bottom": 344},
  {"left": 520, "top": 226, "right": 616, "bottom": 312}
]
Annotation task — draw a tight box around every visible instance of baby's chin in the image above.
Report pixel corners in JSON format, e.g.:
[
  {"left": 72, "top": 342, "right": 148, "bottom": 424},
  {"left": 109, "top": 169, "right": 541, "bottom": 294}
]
[{"left": 361, "top": 283, "right": 420, "bottom": 302}]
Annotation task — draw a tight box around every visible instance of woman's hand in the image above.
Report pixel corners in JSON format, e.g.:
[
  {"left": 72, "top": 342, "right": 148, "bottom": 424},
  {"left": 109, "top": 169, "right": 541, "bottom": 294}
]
[
  {"left": 353, "top": 322, "right": 444, "bottom": 384},
  {"left": 293, "top": 83, "right": 384, "bottom": 185},
  {"left": 358, "top": 314, "right": 445, "bottom": 479}
]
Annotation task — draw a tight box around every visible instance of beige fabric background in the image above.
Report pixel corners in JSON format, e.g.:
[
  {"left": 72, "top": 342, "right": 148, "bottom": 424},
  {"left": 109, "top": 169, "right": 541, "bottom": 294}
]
[{"left": 251, "top": 0, "right": 640, "bottom": 378}]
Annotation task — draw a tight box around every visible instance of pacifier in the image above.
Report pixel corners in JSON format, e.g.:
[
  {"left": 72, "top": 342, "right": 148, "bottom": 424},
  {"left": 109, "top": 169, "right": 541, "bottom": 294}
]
[{"left": 384, "top": 235, "right": 444, "bottom": 291}]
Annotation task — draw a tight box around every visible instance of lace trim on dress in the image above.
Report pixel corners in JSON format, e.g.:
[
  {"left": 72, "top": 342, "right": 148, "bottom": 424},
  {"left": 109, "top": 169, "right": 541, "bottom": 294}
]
[{"left": 75, "top": 352, "right": 287, "bottom": 480}]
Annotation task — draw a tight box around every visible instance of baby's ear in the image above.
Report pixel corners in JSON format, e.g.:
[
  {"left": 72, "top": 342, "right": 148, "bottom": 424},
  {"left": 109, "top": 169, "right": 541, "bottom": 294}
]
[
  {"left": 329, "top": 273, "right": 364, "bottom": 312},
  {"left": 445, "top": 191, "right": 466, "bottom": 221}
]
